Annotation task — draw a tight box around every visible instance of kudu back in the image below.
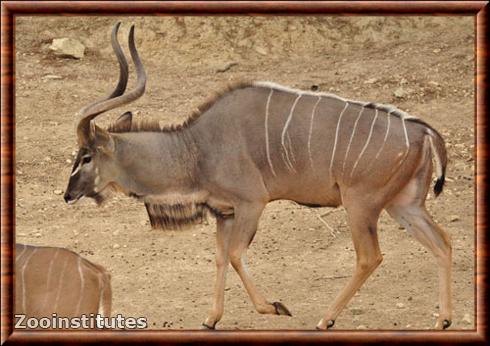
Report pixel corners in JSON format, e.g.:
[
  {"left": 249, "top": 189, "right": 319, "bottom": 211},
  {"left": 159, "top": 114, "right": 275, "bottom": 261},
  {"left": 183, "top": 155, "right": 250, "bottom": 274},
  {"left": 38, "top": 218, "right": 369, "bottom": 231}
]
[{"left": 65, "top": 23, "right": 451, "bottom": 330}]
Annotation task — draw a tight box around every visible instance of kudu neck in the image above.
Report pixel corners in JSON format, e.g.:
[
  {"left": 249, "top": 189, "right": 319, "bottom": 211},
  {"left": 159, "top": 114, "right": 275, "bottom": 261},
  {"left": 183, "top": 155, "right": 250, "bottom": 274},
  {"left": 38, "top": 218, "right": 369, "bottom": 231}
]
[{"left": 111, "top": 129, "right": 200, "bottom": 196}]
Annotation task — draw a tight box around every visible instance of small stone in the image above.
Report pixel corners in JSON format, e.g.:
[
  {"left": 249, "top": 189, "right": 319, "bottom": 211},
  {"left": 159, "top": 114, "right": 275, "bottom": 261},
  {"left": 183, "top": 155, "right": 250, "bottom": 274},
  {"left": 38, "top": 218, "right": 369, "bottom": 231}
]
[
  {"left": 43, "top": 74, "right": 63, "bottom": 80},
  {"left": 53, "top": 189, "right": 63, "bottom": 195},
  {"left": 112, "top": 230, "right": 120, "bottom": 236},
  {"left": 364, "top": 77, "right": 378, "bottom": 84},
  {"left": 350, "top": 308, "right": 364, "bottom": 315},
  {"left": 254, "top": 46, "right": 268, "bottom": 55},
  {"left": 394, "top": 87, "right": 408, "bottom": 98},
  {"left": 34, "top": 232, "right": 42, "bottom": 238},
  {"left": 49, "top": 38, "right": 85, "bottom": 59},
  {"left": 66, "top": 159, "right": 72, "bottom": 164},
  {"left": 450, "top": 215, "right": 460, "bottom": 222},
  {"left": 432, "top": 312, "right": 439, "bottom": 318},
  {"left": 461, "top": 313, "right": 472, "bottom": 324},
  {"left": 433, "top": 48, "right": 441, "bottom": 53},
  {"left": 356, "top": 325, "right": 367, "bottom": 329},
  {"left": 396, "top": 302, "right": 405, "bottom": 309},
  {"left": 113, "top": 244, "right": 120, "bottom": 249}
]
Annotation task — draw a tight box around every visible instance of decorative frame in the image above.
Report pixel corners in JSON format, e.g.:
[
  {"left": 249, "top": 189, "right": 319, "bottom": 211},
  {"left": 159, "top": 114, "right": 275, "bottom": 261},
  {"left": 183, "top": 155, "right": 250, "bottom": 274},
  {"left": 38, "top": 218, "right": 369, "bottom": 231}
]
[{"left": 1, "top": 1, "right": 487, "bottom": 344}]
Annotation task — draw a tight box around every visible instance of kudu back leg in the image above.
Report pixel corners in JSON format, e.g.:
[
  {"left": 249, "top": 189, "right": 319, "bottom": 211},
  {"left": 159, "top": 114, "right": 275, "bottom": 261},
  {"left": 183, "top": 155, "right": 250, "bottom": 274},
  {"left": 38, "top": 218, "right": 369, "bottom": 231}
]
[
  {"left": 317, "top": 203, "right": 383, "bottom": 330},
  {"left": 387, "top": 204, "right": 452, "bottom": 329}
]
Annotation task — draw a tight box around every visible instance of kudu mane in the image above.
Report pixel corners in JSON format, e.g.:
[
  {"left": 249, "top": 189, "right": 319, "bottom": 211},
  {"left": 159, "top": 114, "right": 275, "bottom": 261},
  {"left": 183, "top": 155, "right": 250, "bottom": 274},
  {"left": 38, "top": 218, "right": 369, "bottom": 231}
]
[{"left": 107, "top": 81, "right": 254, "bottom": 134}]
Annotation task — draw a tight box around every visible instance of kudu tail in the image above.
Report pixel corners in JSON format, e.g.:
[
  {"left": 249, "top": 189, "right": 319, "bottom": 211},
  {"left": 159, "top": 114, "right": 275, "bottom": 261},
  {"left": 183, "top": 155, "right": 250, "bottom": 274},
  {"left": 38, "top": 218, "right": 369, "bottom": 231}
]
[{"left": 427, "top": 128, "right": 447, "bottom": 197}]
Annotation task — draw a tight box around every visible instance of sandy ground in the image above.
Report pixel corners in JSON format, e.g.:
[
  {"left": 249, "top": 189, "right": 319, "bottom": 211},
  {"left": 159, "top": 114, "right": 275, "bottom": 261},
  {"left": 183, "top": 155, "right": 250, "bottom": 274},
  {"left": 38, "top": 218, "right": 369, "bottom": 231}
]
[{"left": 14, "top": 16, "right": 474, "bottom": 330}]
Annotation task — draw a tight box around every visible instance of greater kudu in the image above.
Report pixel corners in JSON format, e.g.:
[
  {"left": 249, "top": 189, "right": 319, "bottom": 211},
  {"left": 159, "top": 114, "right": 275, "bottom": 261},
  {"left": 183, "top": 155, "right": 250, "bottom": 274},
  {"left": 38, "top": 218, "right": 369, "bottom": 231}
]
[
  {"left": 15, "top": 244, "right": 111, "bottom": 320},
  {"left": 64, "top": 23, "right": 451, "bottom": 330}
]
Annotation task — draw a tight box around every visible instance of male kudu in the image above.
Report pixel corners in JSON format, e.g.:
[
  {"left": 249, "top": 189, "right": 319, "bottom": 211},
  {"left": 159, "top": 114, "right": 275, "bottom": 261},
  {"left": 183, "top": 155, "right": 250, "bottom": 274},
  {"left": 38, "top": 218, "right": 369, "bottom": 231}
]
[{"left": 64, "top": 23, "right": 451, "bottom": 330}]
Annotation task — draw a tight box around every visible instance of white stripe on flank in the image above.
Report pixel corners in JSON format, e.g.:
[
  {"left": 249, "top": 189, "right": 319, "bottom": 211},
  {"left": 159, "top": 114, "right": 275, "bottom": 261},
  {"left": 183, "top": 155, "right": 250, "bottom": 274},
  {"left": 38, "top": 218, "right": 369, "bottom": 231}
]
[
  {"left": 329, "top": 102, "right": 350, "bottom": 179},
  {"left": 20, "top": 248, "right": 37, "bottom": 313},
  {"left": 428, "top": 133, "right": 443, "bottom": 177},
  {"left": 389, "top": 114, "right": 411, "bottom": 176},
  {"left": 286, "top": 132, "right": 296, "bottom": 163},
  {"left": 351, "top": 109, "right": 379, "bottom": 178},
  {"left": 40, "top": 248, "right": 59, "bottom": 312},
  {"left": 281, "top": 94, "right": 302, "bottom": 172},
  {"left": 308, "top": 96, "right": 322, "bottom": 171},
  {"left": 53, "top": 258, "right": 69, "bottom": 312},
  {"left": 342, "top": 105, "right": 365, "bottom": 174},
  {"left": 374, "top": 110, "right": 392, "bottom": 161},
  {"left": 264, "top": 89, "right": 277, "bottom": 176},
  {"left": 75, "top": 256, "right": 85, "bottom": 315}
]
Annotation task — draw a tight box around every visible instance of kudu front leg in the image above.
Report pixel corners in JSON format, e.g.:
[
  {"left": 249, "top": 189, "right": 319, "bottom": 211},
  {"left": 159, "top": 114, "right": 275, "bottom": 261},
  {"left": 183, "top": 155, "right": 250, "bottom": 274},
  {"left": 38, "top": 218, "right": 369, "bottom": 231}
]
[
  {"left": 202, "top": 217, "right": 232, "bottom": 329},
  {"left": 228, "top": 203, "right": 291, "bottom": 317},
  {"left": 317, "top": 205, "right": 383, "bottom": 330}
]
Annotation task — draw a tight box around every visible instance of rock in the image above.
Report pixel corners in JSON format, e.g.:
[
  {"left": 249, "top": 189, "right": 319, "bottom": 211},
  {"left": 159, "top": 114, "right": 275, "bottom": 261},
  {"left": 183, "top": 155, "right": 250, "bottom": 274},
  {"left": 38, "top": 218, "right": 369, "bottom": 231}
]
[
  {"left": 254, "top": 45, "right": 268, "bottom": 56},
  {"left": 356, "top": 325, "right": 367, "bottom": 329},
  {"left": 42, "top": 74, "right": 63, "bottom": 80},
  {"left": 113, "top": 244, "right": 120, "bottom": 249},
  {"left": 49, "top": 38, "right": 85, "bottom": 59},
  {"left": 433, "top": 48, "right": 441, "bottom": 53},
  {"left": 350, "top": 308, "right": 364, "bottom": 315},
  {"left": 66, "top": 159, "right": 72, "bottom": 164},
  {"left": 216, "top": 62, "right": 238, "bottom": 73},
  {"left": 394, "top": 87, "right": 410, "bottom": 98},
  {"left": 396, "top": 302, "right": 405, "bottom": 309},
  {"left": 53, "top": 189, "right": 63, "bottom": 195},
  {"left": 450, "top": 215, "right": 460, "bottom": 222},
  {"left": 364, "top": 78, "right": 378, "bottom": 84},
  {"left": 461, "top": 313, "right": 472, "bottom": 324}
]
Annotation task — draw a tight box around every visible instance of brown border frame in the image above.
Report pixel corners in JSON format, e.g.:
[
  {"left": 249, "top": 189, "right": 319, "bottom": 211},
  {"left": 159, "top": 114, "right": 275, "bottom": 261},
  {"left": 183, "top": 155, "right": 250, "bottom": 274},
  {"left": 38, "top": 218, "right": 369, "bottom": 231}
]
[{"left": 1, "top": 1, "right": 488, "bottom": 345}]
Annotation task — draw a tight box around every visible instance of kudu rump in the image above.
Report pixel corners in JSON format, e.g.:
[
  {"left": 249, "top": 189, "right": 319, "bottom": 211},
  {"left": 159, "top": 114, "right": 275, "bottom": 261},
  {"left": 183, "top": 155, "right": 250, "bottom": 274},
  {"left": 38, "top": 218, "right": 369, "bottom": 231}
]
[{"left": 65, "top": 23, "right": 451, "bottom": 329}]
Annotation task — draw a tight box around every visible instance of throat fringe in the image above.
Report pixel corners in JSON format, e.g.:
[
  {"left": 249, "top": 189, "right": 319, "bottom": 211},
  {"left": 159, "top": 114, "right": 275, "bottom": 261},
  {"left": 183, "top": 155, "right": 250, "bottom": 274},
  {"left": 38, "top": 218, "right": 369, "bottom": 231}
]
[{"left": 144, "top": 202, "right": 207, "bottom": 230}]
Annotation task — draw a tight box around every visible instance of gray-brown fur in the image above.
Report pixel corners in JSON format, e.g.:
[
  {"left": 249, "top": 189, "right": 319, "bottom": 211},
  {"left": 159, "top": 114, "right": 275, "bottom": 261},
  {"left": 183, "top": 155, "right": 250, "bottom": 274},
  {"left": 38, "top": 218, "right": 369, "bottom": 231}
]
[{"left": 65, "top": 23, "right": 452, "bottom": 330}]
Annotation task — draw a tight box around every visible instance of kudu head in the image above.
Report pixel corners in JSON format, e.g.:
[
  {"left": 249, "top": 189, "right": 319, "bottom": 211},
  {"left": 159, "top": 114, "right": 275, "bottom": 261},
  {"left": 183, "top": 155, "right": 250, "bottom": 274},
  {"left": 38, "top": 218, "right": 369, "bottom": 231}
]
[{"left": 64, "top": 23, "right": 146, "bottom": 205}]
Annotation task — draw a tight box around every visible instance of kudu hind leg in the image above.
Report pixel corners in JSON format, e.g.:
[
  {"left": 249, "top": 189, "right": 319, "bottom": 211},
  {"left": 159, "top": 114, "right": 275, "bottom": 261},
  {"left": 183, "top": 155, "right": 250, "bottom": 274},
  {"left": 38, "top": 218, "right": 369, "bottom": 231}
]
[
  {"left": 387, "top": 205, "right": 452, "bottom": 329},
  {"left": 317, "top": 205, "right": 383, "bottom": 330},
  {"left": 228, "top": 203, "right": 291, "bottom": 317}
]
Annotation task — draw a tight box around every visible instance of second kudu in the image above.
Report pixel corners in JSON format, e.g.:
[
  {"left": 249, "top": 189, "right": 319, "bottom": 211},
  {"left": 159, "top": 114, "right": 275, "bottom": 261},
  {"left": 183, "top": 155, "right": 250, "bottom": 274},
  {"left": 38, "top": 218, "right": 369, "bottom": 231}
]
[{"left": 64, "top": 23, "right": 451, "bottom": 329}]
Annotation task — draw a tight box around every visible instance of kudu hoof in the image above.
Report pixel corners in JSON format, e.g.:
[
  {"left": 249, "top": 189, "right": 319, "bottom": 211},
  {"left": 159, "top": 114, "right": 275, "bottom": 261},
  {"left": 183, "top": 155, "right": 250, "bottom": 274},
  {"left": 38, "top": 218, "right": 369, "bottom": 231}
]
[
  {"left": 201, "top": 322, "right": 216, "bottom": 330},
  {"left": 435, "top": 319, "right": 451, "bottom": 330},
  {"left": 272, "top": 302, "right": 292, "bottom": 316},
  {"left": 315, "top": 320, "right": 335, "bottom": 330}
]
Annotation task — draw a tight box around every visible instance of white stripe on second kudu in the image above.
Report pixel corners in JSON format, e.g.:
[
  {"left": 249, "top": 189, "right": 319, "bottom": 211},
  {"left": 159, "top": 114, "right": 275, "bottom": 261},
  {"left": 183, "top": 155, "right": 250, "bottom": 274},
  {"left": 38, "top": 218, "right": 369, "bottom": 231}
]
[
  {"left": 75, "top": 256, "right": 85, "bottom": 315},
  {"left": 281, "top": 94, "right": 302, "bottom": 172},
  {"left": 20, "top": 248, "right": 37, "bottom": 313},
  {"left": 40, "top": 248, "right": 60, "bottom": 312},
  {"left": 351, "top": 109, "right": 379, "bottom": 178},
  {"left": 264, "top": 88, "right": 276, "bottom": 177}
]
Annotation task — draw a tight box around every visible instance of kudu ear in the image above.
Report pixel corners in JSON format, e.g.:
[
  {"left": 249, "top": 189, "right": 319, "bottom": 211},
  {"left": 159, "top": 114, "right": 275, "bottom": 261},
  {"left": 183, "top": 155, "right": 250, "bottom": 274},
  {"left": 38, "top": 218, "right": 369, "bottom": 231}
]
[
  {"left": 89, "top": 122, "right": 115, "bottom": 154},
  {"left": 114, "top": 111, "right": 133, "bottom": 132}
]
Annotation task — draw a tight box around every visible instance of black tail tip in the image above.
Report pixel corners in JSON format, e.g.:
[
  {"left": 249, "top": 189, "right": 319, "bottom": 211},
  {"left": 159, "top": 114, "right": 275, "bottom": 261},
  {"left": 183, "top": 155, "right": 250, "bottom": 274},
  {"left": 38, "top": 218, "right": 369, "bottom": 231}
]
[{"left": 434, "top": 175, "right": 445, "bottom": 197}]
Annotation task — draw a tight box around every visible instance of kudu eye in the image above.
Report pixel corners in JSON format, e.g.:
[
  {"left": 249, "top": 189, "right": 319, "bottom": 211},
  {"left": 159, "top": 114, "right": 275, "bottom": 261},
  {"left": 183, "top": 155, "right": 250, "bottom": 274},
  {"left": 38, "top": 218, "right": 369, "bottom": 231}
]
[{"left": 82, "top": 156, "right": 92, "bottom": 164}]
